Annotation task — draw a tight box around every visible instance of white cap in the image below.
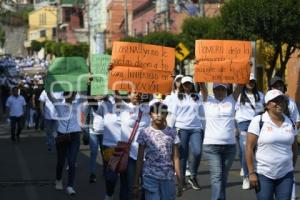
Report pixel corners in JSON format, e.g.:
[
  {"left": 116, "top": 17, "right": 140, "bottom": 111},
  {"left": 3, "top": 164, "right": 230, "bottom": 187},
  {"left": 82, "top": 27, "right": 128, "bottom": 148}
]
[
  {"left": 181, "top": 76, "right": 193, "bottom": 84},
  {"left": 249, "top": 73, "right": 256, "bottom": 81},
  {"left": 265, "top": 89, "right": 284, "bottom": 104},
  {"left": 174, "top": 74, "right": 184, "bottom": 81},
  {"left": 213, "top": 83, "right": 228, "bottom": 89}
]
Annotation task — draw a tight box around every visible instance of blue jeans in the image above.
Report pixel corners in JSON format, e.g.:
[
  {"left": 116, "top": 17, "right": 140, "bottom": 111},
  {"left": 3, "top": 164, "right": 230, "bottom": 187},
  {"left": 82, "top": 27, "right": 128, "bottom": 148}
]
[
  {"left": 237, "top": 121, "right": 251, "bottom": 178},
  {"left": 256, "top": 171, "right": 294, "bottom": 200},
  {"left": 89, "top": 133, "right": 103, "bottom": 174},
  {"left": 102, "top": 146, "right": 119, "bottom": 197},
  {"left": 44, "top": 119, "right": 57, "bottom": 150},
  {"left": 143, "top": 176, "right": 176, "bottom": 200},
  {"left": 178, "top": 129, "right": 204, "bottom": 178},
  {"left": 203, "top": 144, "right": 236, "bottom": 200},
  {"left": 55, "top": 132, "right": 80, "bottom": 187}
]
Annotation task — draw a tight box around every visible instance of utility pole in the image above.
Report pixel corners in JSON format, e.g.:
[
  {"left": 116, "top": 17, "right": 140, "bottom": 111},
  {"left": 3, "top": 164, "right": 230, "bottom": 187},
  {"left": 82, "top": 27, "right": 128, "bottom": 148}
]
[
  {"left": 199, "top": 0, "right": 205, "bottom": 17},
  {"left": 124, "top": 0, "right": 128, "bottom": 37}
]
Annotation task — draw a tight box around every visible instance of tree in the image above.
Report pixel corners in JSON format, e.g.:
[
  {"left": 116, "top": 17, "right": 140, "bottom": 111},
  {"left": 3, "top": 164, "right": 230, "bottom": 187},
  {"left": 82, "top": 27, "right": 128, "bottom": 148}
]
[
  {"left": 221, "top": 0, "right": 300, "bottom": 82},
  {"left": 180, "top": 16, "right": 225, "bottom": 58},
  {"left": 31, "top": 40, "right": 43, "bottom": 52},
  {"left": 0, "top": 27, "right": 5, "bottom": 48}
]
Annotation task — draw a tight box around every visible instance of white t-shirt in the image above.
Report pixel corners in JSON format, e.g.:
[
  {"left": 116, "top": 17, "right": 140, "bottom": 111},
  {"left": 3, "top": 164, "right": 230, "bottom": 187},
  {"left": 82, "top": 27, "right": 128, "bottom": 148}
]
[
  {"left": 52, "top": 94, "right": 85, "bottom": 134},
  {"left": 248, "top": 112, "right": 297, "bottom": 179},
  {"left": 120, "top": 102, "right": 151, "bottom": 160},
  {"left": 169, "top": 94, "right": 204, "bottom": 130},
  {"left": 6, "top": 95, "right": 26, "bottom": 117},
  {"left": 235, "top": 91, "right": 265, "bottom": 123},
  {"left": 203, "top": 95, "right": 236, "bottom": 145},
  {"left": 39, "top": 90, "right": 60, "bottom": 120},
  {"left": 97, "top": 99, "right": 122, "bottom": 147}
]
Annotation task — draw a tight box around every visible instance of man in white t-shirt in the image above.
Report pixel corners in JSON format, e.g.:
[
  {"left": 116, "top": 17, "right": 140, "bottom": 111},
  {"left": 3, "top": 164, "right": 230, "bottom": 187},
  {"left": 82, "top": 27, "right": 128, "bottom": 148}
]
[{"left": 5, "top": 87, "right": 26, "bottom": 142}]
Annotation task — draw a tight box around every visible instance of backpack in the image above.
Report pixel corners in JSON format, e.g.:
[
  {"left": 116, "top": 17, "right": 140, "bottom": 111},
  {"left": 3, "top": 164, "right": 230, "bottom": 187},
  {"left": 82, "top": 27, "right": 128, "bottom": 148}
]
[{"left": 258, "top": 114, "right": 296, "bottom": 133}]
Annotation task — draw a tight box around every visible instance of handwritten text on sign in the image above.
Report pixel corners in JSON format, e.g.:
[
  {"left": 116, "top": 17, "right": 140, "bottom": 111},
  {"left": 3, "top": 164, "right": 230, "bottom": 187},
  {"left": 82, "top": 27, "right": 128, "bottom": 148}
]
[
  {"left": 109, "top": 42, "right": 175, "bottom": 94},
  {"left": 194, "top": 40, "right": 252, "bottom": 84}
]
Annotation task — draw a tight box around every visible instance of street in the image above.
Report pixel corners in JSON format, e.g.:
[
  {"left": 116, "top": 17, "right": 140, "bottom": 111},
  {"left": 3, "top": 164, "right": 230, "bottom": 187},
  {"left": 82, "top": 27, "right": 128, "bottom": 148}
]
[{"left": 1, "top": 121, "right": 299, "bottom": 200}]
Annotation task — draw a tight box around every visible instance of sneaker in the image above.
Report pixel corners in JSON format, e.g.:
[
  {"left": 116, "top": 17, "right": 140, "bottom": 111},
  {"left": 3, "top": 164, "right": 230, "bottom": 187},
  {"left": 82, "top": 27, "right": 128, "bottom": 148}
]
[
  {"left": 188, "top": 177, "right": 200, "bottom": 190},
  {"left": 242, "top": 177, "right": 250, "bottom": 190},
  {"left": 66, "top": 186, "right": 76, "bottom": 195},
  {"left": 55, "top": 180, "right": 63, "bottom": 190},
  {"left": 89, "top": 173, "right": 96, "bottom": 183},
  {"left": 240, "top": 168, "right": 244, "bottom": 177},
  {"left": 181, "top": 180, "right": 187, "bottom": 191}
]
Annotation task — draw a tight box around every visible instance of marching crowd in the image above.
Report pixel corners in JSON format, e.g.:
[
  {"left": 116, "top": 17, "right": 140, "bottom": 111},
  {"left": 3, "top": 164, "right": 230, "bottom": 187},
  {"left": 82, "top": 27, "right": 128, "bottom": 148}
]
[{"left": 3, "top": 72, "right": 300, "bottom": 200}]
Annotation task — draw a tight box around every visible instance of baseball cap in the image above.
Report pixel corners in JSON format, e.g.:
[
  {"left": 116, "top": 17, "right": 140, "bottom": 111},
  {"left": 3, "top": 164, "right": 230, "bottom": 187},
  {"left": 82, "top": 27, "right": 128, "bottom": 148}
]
[
  {"left": 265, "top": 89, "right": 284, "bottom": 104},
  {"left": 270, "top": 76, "right": 284, "bottom": 86},
  {"left": 181, "top": 76, "right": 193, "bottom": 84},
  {"left": 174, "top": 74, "right": 184, "bottom": 81},
  {"left": 213, "top": 83, "right": 228, "bottom": 89}
]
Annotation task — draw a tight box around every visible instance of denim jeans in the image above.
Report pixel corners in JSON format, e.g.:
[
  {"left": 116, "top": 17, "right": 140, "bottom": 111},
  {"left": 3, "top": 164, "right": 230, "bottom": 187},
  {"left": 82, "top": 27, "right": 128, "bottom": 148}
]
[
  {"left": 102, "top": 145, "right": 119, "bottom": 197},
  {"left": 203, "top": 144, "right": 236, "bottom": 200},
  {"left": 44, "top": 119, "right": 57, "bottom": 150},
  {"left": 55, "top": 132, "right": 80, "bottom": 187},
  {"left": 89, "top": 133, "right": 103, "bottom": 174},
  {"left": 256, "top": 171, "right": 294, "bottom": 200},
  {"left": 237, "top": 121, "right": 251, "bottom": 178},
  {"left": 143, "top": 176, "right": 176, "bottom": 200},
  {"left": 10, "top": 116, "right": 23, "bottom": 139},
  {"left": 178, "top": 129, "right": 204, "bottom": 179}
]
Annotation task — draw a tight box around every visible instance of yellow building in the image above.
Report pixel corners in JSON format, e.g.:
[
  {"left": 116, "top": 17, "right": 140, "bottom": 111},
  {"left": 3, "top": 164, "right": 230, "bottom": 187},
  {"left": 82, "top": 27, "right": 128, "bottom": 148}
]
[{"left": 26, "top": 6, "right": 58, "bottom": 45}]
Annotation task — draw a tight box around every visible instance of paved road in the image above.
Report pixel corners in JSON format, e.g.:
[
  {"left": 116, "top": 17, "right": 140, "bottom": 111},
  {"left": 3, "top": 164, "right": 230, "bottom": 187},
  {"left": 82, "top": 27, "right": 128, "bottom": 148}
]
[{"left": 0, "top": 122, "right": 299, "bottom": 200}]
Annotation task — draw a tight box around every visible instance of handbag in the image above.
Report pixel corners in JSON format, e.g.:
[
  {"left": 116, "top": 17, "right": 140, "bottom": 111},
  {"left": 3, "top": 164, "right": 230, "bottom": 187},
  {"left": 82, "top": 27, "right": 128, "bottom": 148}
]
[{"left": 108, "top": 109, "right": 143, "bottom": 173}]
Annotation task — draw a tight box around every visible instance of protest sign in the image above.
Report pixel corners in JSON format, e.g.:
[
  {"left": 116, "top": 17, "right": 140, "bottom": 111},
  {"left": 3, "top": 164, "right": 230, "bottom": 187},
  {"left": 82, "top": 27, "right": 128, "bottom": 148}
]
[
  {"left": 194, "top": 40, "right": 252, "bottom": 84},
  {"left": 108, "top": 42, "right": 175, "bottom": 94},
  {"left": 91, "top": 54, "right": 111, "bottom": 95},
  {"left": 45, "top": 57, "right": 89, "bottom": 92}
]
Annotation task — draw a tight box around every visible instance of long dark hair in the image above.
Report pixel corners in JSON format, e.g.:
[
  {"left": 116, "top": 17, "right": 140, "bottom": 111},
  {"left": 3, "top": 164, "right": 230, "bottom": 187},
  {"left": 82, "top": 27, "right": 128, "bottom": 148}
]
[
  {"left": 240, "top": 83, "right": 260, "bottom": 105},
  {"left": 177, "top": 83, "right": 199, "bottom": 101}
]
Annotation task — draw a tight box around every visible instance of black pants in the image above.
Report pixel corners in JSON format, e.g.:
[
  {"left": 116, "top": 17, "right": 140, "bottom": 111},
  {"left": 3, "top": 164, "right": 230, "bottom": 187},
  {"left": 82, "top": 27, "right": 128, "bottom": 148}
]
[{"left": 10, "top": 116, "right": 23, "bottom": 140}]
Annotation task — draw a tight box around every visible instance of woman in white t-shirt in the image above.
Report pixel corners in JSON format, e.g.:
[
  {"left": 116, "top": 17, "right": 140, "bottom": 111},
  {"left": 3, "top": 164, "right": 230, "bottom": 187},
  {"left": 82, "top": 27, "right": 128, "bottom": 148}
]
[
  {"left": 120, "top": 92, "right": 151, "bottom": 200},
  {"left": 235, "top": 75, "right": 264, "bottom": 189},
  {"left": 246, "top": 89, "right": 298, "bottom": 200},
  {"left": 169, "top": 76, "right": 204, "bottom": 190},
  {"left": 199, "top": 82, "right": 243, "bottom": 200},
  {"left": 96, "top": 94, "right": 124, "bottom": 200}
]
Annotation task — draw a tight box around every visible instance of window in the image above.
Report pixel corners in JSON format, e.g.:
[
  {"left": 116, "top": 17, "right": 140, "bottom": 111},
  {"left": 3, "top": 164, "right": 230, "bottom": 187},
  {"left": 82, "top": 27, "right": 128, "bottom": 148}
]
[
  {"left": 40, "top": 30, "right": 46, "bottom": 37},
  {"left": 52, "top": 28, "right": 56, "bottom": 37}
]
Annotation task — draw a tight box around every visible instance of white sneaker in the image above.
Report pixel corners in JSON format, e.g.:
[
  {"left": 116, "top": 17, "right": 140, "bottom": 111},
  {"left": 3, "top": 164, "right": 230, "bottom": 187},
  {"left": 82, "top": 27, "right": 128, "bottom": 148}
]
[
  {"left": 55, "top": 180, "right": 63, "bottom": 190},
  {"left": 240, "top": 168, "right": 244, "bottom": 177},
  {"left": 242, "top": 177, "right": 250, "bottom": 190},
  {"left": 104, "top": 195, "right": 113, "bottom": 200},
  {"left": 66, "top": 186, "right": 76, "bottom": 195}
]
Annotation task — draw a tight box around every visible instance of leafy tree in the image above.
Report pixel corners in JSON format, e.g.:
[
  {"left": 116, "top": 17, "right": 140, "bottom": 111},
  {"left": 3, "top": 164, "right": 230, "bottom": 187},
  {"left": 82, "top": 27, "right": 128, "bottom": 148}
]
[
  {"left": 221, "top": 0, "right": 300, "bottom": 82},
  {"left": 0, "top": 27, "right": 5, "bottom": 47},
  {"left": 142, "top": 31, "right": 180, "bottom": 48},
  {"left": 180, "top": 16, "right": 225, "bottom": 58},
  {"left": 31, "top": 40, "right": 43, "bottom": 52}
]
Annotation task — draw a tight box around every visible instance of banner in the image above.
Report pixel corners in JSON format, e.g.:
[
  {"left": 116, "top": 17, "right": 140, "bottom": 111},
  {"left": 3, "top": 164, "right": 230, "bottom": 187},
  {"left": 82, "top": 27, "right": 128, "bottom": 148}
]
[
  {"left": 108, "top": 42, "right": 175, "bottom": 94},
  {"left": 91, "top": 54, "right": 111, "bottom": 96},
  {"left": 194, "top": 40, "right": 252, "bottom": 84},
  {"left": 45, "top": 57, "right": 89, "bottom": 92}
]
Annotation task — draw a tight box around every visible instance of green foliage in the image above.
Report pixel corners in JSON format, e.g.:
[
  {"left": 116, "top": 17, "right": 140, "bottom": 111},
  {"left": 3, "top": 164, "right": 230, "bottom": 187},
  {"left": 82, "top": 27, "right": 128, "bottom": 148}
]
[
  {"left": 120, "top": 32, "right": 180, "bottom": 48},
  {"left": 180, "top": 17, "right": 225, "bottom": 58},
  {"left": 44, "top": 41, "right": 89, "bottom": 58},
  {"left": 31, "top": 40, "right": 43, "bottom": 52},
  {"left": 0, "top": 27, "right": 5, "bottom": 48},
  {"left": 220, "top": 0, "right": 300, "bottom": 79},
  {"left": 142, "top": 32, "right": 180, "bottom": 48}
]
